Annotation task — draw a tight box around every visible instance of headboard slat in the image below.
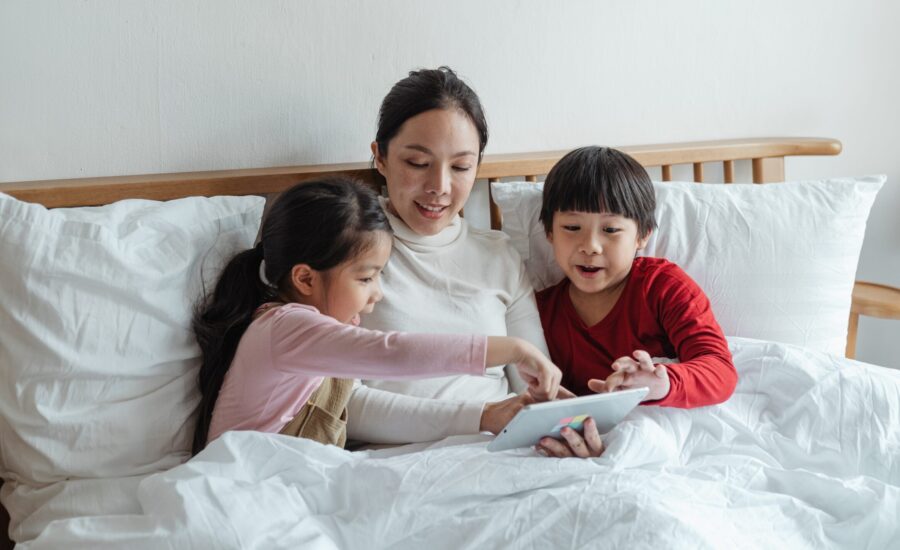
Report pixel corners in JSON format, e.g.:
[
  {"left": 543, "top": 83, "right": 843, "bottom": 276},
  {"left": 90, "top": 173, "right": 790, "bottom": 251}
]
[
  {"left": 693, "top": 163, "right": 704, "bottom": 183},
  {"left": 752, "top": 157, "right": 786, "bottom": 184},
  {"left": 723, "top": 160, "right": 735, "bottom": 184},
  {"left": 487, "top": 177, "right": 502, "bottom": 230},
  {"left": 661, "top": 165, "right": 673, "bottom": 182}
]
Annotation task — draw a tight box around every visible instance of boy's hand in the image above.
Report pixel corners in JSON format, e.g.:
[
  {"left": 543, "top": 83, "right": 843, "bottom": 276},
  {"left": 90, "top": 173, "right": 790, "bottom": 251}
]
[
  {"left": 536, "top": 416, "right": 605, "bottom": 458},
  {"left": 587, "top": 350, "right": 670, "bottom": 402}
]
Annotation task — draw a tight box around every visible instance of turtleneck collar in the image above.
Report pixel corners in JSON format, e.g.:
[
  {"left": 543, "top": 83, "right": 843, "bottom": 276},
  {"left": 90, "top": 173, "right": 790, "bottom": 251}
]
[{"left": 380, "top": 196, "right": 465, "bottom": 249}]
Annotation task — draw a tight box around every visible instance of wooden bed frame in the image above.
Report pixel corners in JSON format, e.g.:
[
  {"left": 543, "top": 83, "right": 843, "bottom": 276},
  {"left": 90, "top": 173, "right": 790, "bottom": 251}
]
[{"left": 1, "top": 136, "right": 898, "bottom": 547}]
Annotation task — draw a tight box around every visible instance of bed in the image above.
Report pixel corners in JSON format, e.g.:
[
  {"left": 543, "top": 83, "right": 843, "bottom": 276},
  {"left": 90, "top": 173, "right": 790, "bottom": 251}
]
[{"left": 1, "top": 137, "right": 899, "bottom": 549}]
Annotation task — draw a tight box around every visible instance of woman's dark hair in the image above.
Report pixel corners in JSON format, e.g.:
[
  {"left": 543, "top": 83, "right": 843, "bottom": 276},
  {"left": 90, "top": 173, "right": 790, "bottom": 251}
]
[
  {"left": 191, "top": 176, "right": 391, "bottom": 454},
  {"left": 539, "top": 146, "right": 657, "bottom": 238},
  {"left": 374, "top": 66, "right": 488, "bottom": 162}
]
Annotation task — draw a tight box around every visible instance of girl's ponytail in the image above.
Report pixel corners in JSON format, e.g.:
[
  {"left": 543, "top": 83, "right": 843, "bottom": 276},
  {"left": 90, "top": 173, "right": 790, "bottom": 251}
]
[
  {"left": 190, "top": 176, "right": 391, "bottom": 454},
  {"left": 192, "top": 242, "right": 276, "bottom": 454}
]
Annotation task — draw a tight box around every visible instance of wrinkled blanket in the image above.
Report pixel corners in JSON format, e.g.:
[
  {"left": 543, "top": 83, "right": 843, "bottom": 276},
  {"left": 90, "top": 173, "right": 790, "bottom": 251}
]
[{"left": 24, "top": 338, "right": 900, "bottom": 549}]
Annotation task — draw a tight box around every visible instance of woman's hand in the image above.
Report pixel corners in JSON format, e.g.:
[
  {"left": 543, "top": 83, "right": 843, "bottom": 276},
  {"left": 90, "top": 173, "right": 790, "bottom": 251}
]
[
  {"left": 588, "top": 350, "right": 670, "bottom": 402},
  {"left": 480, "top": 386, "right": 575, "bottom": 436},
  {"left": 486, "top": 336, "right": 562, "bottom": 401},
  {"left": 480, "top": 393, "right": 536, "bottom": 434},
  {"left": 535, "top": 417, "right": 605, "bottom": 458}
]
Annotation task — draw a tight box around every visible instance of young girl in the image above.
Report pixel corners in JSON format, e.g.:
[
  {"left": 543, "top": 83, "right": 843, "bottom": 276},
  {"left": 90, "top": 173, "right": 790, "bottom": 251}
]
[{"left": 192, "top": 177, "right": 561, "bottom": 454}]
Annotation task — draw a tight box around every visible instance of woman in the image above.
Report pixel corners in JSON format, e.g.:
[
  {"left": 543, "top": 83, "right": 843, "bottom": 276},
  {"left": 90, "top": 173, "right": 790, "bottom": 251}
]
[{"left": 347, "top": 67, "right": 603, "bottom": 458}]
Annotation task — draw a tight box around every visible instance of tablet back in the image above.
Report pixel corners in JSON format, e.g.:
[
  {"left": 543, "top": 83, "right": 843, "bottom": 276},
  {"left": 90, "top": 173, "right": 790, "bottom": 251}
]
[{"left": 487, "top": 387, "right": 648, "bottom": 452}]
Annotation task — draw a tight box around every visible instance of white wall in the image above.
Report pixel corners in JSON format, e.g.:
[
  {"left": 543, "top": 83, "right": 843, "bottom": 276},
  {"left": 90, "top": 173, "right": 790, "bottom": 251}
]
[{"left": 1, "top": 0, "right": 897, "bottom": 366}]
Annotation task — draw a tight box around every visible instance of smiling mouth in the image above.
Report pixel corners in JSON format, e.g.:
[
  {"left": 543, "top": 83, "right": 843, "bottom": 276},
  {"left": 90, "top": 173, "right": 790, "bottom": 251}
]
[{"left": 415, "top": 201, "right": 449, "bottom": 219}]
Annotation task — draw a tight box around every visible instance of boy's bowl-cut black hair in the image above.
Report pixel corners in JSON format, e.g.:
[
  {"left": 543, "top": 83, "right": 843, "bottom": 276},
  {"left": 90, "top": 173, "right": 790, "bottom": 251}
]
[{"left": 539, "top": 146, "right": 657, "bottom": 238}]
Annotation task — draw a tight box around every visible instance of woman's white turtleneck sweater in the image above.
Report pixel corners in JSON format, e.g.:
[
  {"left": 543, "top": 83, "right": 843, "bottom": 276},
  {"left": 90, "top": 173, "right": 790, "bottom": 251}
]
[{"left": 347, "top": 201, "right": 549, "bottom": 444}]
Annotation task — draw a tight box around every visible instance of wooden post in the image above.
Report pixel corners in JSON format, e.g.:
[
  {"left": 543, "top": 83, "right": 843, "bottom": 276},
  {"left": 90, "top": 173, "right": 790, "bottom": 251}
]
[
  {"left": 752, "top": 157, "right": 785, "bottom": 183},
  {"left": 723, "top": 160, "right": 735, "bottom": 183},
  {"left": 488, "top": 178, "right": 502, "bottom": 230}
]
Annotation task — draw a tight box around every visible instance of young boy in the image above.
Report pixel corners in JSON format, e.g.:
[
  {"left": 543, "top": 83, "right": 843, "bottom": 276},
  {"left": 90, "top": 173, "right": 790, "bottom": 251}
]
[{"left": 536, "top": 146, "right": 736, "bottom": 408}]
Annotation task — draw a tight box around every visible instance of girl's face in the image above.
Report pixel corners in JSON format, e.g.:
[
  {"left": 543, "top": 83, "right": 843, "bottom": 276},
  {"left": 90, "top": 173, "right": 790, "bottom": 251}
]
[
  {"left": 315, "top": 232, "right": 393, "bottom": 325},
  {"left": 547, "top": 211, "right": 651, "bottom": 303},
  {"left": 373, "top": 108, "right": 481, "bottom": 236}
]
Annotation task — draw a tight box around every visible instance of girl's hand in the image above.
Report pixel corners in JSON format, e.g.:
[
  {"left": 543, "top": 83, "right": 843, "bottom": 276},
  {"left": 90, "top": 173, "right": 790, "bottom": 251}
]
[
  {"left": 486, "top": 337, "right": 562, "bottom": 401},
  {"left": 587, "top": 350, "right": 670, "bottom": 402},
  {"left": 512, "top": 341, "right": 562, "bottom": 402}
]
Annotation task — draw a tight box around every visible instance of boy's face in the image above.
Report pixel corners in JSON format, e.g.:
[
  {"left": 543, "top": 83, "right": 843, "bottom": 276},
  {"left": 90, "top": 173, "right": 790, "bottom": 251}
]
[{"left": 547, "top": 211, "right": 651, "bottom": 298}]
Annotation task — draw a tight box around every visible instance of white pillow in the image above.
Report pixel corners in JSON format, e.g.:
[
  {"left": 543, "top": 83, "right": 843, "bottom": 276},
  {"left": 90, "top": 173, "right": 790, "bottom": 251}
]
[
  {"left": 491, "top": 176, "right": 884, "bottom": 357},
  {"left": 0, "top": 193, "right": 264, "bottom": 485}
]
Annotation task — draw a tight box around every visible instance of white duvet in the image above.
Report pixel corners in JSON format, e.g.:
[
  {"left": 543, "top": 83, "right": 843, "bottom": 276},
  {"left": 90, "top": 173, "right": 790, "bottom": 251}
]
[{"left": 22, "top": 338, "right": 900, "bottom": 549}]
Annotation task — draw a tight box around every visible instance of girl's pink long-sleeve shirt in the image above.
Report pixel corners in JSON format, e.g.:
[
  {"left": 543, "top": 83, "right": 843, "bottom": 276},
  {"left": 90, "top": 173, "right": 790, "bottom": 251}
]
[{"left": 207, "top": 303, "right": 487, "bottom": 443}]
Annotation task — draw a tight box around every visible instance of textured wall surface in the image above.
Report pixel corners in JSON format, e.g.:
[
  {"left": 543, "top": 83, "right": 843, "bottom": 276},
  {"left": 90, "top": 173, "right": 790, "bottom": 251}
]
[{"left": 1, "top": 0, "right": 896, "bottom": 366}]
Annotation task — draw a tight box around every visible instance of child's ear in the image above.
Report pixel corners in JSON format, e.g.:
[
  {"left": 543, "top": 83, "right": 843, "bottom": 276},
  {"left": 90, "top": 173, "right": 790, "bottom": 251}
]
[
  {"left": 546, "top": 231, "right": 554, "bottom": 244},
  {"left": 289, "top": 264, "right": 317, "bottom": 296},
  {"left": 636, "top": 229, "right": 653, "bottom": 251},
  {"left": 371, "top": 141, "right": 386, "bottom": 176}
]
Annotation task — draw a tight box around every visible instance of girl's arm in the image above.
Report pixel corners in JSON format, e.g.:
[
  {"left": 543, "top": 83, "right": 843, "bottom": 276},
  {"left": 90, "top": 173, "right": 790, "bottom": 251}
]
[
  {"left": 271, "top": 306, "right": 560, "bottom": 398},
  {"left": 270, "top": 306, "right": 486, "bottom": 380},
  {"left": 503, "top": 259, "right": 552, "bottom": 394}
]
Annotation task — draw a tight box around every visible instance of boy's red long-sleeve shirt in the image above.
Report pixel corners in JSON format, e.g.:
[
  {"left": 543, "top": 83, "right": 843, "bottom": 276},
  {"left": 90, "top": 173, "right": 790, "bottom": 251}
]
[{"left": 536, "top": 257, "right": 736, "bottom": 408}]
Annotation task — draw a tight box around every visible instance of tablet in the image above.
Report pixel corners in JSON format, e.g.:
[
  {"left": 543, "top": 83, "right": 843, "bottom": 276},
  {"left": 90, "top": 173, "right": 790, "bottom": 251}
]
[{"left": 486, "top": 387, "right": 649, "bottom": 452}]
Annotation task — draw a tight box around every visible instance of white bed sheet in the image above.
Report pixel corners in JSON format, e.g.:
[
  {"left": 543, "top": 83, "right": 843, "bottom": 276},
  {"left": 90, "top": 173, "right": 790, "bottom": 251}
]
[{"left": 19, "top": 337, "right": 900, "bottom": 549}]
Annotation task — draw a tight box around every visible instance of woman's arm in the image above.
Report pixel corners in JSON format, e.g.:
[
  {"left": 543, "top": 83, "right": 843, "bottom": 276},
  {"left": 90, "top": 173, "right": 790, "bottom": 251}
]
[
  {"left": 346, "top": 383, "right": 485, "bottom": 444},
  {"left": 348, "top": 335, "right": 561, "bottom": 444}
]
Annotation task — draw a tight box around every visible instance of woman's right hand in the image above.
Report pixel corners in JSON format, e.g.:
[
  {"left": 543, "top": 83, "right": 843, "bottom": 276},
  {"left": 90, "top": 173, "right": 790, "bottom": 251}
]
[
  {"left": 486, "top": 336, "right": 562, "bottom": 401},
  {"left": 480, "top": 393, "right": 535, "bottom": 434}
]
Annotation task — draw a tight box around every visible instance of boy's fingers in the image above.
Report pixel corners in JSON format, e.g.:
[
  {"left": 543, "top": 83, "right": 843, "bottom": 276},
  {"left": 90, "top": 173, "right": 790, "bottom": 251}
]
[
  {"left": 611, "top": 357, "right": 638, "bottom": 374},
  {"left": 654, "top": 364, "right": 669, "bottom": 379},
  {"left": 587, "top": 378, "right": 609, "bottom": 394},
  {"left": 582, "top": 418, "right": 605, "bottom": 456},
  {"left": 632, "top": 350, "right": 655, "bottom": 372},
  {"left": 537, "top": 437, "right": 574, "bottom": 458},
  {"left": 605, "top": 372, "right": 625, "bottom": 392},
  {"left": 560, "top": 428, "right": 591, "bottom": 458}
]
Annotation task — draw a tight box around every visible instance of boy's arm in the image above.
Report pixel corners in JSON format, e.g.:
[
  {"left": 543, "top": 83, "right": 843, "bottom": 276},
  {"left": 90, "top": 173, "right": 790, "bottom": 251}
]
[{"left": 649, "top": 268, "right": 737, "bottom": 408}]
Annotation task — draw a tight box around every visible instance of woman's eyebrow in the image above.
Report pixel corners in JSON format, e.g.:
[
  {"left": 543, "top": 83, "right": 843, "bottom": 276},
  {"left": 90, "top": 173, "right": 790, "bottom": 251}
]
[
  {"left": 403, "top": 144, "right": 433, "bottom": 155},
  {"left": 402, "top": 144, "right": 477, "bottom": 158}
]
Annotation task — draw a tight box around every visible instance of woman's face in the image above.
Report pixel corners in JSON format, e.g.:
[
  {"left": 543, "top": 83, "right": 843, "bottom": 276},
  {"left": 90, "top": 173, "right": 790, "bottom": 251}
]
[{"left": 373, "top": 108, "right": 481, "bottom": 236}]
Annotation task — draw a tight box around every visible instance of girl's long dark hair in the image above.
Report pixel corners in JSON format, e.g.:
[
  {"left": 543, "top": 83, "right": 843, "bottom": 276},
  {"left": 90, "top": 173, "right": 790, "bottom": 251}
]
[{"left": 191, "top": 177, "right": 391, "bottom": 454}]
